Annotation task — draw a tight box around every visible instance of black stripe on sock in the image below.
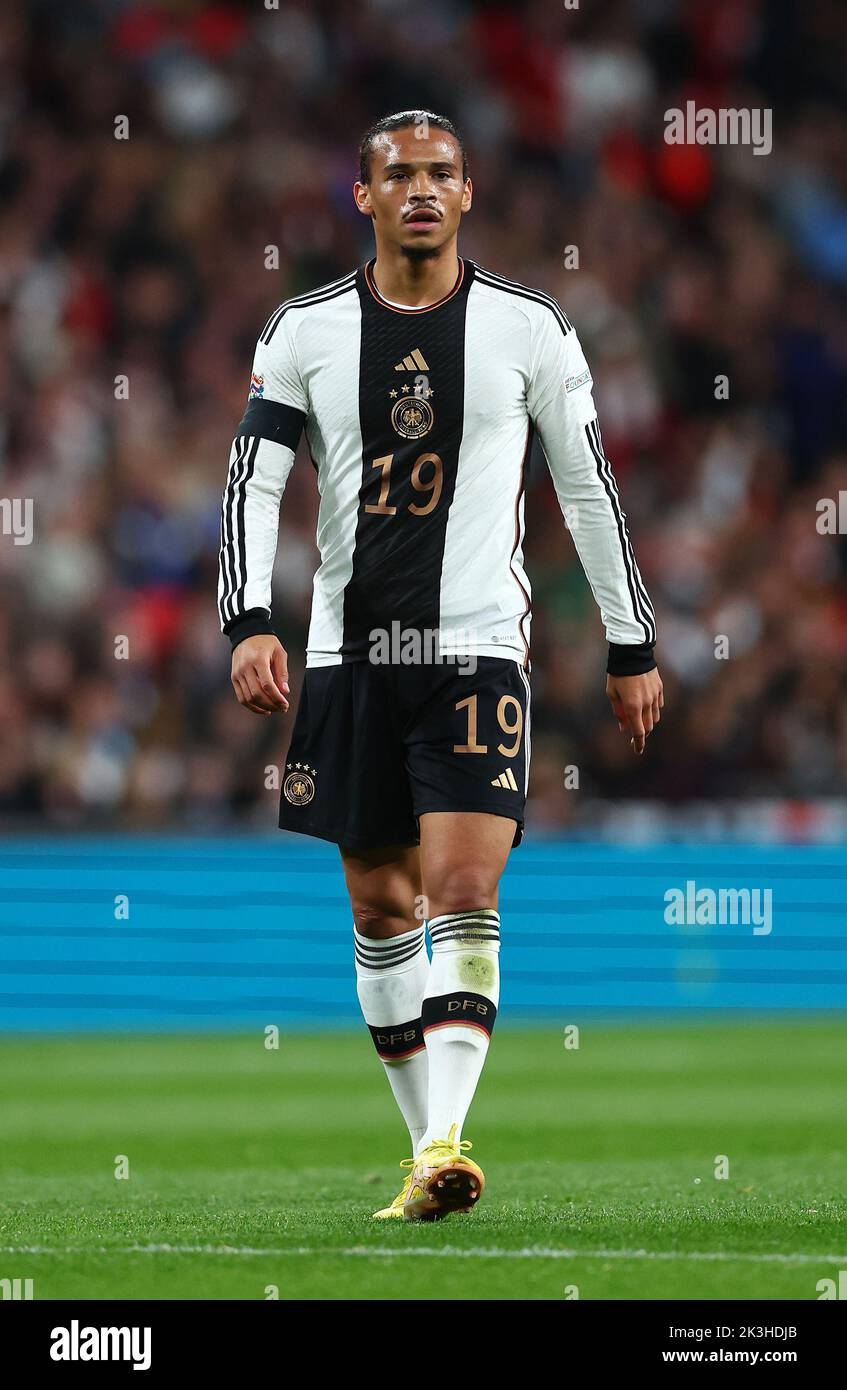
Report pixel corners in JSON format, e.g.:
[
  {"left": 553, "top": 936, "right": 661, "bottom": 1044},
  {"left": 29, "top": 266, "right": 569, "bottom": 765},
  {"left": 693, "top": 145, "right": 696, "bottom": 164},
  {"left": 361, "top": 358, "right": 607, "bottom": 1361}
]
[
  {"left": 429, "top": 934, "right": 500, "bottom": 949},
  {"left": 422, "top": 992, "right": 497, "bottom": 1038},
  {"left": 368, "top": 1019, "right": 425, "bottom": 1061},
  {"left": 429, "top": 912, "right": 500, "bottom": 931},
  {"left": 355, "top": 932, "right": 424, "bottom": 953},
  {"left": 355, "top": 942, "right": 423, "bottom": 970},
  {"left": 429, "top": 922, "right": 500, "bottom": 937},
  {"left": 429, "top": 911, "right": 500, "bottom": 924},
  {"left": 355, "top": 929, "right": 425, "bottom": 951},
  {"left": 354, "top": 932, "right": 425, "bottom": 969}
]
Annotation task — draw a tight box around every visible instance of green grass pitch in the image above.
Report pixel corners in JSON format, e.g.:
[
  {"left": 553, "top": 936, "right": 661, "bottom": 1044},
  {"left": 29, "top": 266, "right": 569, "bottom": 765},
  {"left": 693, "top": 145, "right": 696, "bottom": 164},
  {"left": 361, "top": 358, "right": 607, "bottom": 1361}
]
[{"left": 0, "top": 1021, "right": 844, "bottom": 1301}]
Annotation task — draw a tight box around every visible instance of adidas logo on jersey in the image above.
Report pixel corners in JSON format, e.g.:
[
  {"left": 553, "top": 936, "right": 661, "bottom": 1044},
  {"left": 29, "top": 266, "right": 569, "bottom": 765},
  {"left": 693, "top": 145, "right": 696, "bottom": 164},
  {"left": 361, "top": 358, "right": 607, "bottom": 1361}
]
[
  {"left": 394, "top": 348, "right": 430, "bottom": 372},
  {"left": 491, "top": 768, "right": 518, "bottom": 790}
]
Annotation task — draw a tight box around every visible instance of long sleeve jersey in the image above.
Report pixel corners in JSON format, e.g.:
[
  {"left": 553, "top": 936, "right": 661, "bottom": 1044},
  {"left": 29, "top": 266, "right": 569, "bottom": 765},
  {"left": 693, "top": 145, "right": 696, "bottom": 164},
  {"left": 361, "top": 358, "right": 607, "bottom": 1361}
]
[{"left": 218, "top": 257, "right": 656, "bottom": 675}]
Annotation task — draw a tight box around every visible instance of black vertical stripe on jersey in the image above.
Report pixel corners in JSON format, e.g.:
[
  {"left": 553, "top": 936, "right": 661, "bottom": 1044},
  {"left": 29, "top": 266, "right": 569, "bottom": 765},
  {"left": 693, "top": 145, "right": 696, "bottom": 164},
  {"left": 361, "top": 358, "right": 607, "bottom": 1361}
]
[
  {"left": 229, "top": 435, "right": 261, "bottom": 621},
  {"left": 341, "top": 262, "right": 476, "bottom": 660},
  {"left": 219, "top": 436, "right": 249, "bottom": 625},
  {"left": 585, "top": 418, "right": 656, "bottom": 643},
  {"left": 584, "top": 418, "right": 649, "bottom": 642}
]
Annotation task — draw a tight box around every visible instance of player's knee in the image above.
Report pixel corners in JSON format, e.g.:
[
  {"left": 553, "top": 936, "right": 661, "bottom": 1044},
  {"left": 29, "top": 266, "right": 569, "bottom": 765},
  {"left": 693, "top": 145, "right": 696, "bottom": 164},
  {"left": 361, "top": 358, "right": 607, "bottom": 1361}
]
[
  {"left": 351, "top": 901, "right": 416, "bottom": 940},
  {"left": 427, "top": 866, "right": 498, "bottom": 915}
]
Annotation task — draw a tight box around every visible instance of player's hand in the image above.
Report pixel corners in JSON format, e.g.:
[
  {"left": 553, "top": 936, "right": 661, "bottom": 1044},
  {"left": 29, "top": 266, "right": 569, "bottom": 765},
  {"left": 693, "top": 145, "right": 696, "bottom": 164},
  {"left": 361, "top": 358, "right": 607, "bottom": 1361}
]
[
  {"left": 606, "top": 668, "right": 663, "bottom": 756},
  {"left": 231, "top": 635, "right": 290, "bottom": 716}
]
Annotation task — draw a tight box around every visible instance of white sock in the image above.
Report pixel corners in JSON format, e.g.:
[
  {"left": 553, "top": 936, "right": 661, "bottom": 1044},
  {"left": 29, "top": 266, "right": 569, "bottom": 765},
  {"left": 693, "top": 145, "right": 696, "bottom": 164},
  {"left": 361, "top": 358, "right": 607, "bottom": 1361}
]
[
  {"left": 419, "top": 909, "right": 501, "bottom": 1151},
  {"left": 354, "top": 924, "right": 430, "bottom": 1154}
]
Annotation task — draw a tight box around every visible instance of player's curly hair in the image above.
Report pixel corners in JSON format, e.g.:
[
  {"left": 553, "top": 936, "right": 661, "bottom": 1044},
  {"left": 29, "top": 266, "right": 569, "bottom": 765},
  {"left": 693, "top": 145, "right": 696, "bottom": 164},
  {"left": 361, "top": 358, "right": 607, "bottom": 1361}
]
[{"left": 358, "top": 111, "right": 469, "bottom": 184}]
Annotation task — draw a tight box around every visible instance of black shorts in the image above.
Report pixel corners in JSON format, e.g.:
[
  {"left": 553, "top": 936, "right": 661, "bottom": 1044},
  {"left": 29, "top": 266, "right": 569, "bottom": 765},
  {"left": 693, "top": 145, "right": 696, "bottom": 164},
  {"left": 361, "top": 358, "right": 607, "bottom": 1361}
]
[{"left": 278, "top": 656, "right": 530, "bottom": 850}]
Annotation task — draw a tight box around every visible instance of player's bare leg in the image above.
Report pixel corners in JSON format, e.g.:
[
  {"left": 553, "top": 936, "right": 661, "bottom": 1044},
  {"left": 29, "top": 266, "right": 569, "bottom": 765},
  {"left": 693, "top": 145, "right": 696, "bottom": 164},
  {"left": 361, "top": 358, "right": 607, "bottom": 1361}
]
[
  {"left": 340, "top": 841, "right": 429, "bottom": 1217},
  {"left": 420, "top": 809, "right": 514, "bottom": 918},
  {"left": 403, "top": 810, "right": 514, "bottom": 1220}
]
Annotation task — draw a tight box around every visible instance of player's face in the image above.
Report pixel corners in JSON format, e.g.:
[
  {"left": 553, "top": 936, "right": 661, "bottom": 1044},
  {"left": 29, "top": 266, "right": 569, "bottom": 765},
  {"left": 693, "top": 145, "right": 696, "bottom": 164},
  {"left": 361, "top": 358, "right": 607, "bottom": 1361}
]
[{"left": 355, "top": 128, "right": 472, "bottom": 252}]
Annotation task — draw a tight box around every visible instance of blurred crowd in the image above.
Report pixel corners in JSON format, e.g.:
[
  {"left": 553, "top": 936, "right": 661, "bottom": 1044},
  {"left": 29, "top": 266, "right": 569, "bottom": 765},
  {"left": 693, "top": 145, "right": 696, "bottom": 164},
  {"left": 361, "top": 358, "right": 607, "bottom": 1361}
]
[{"left": 1, "top": 0, "right": 847, "bottom": 834}]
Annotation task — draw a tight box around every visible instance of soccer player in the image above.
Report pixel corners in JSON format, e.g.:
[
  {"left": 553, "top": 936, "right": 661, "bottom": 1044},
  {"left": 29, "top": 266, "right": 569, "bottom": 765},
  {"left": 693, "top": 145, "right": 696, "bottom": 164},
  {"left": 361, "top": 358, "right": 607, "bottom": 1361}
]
[{"left": 218, "top": 111, "right": 662, "bottom": 1221}]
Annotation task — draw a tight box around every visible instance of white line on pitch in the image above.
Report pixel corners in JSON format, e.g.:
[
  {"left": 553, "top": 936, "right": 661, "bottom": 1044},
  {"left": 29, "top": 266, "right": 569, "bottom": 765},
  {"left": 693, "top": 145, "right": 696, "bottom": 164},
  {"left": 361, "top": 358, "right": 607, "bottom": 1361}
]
[{"left": 1, "top": 1244, "right": 844, "bottom": 1264}]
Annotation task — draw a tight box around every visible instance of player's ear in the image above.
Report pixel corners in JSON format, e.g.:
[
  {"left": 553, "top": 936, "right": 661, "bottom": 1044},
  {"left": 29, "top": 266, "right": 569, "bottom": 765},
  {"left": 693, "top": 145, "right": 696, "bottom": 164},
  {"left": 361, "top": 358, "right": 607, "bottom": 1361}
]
[
  {"left": 461, "top": 178, "right": 473, "bottom": 213},
  {"left": 353, "top": 181, "right": 374, "bottom": 218}
]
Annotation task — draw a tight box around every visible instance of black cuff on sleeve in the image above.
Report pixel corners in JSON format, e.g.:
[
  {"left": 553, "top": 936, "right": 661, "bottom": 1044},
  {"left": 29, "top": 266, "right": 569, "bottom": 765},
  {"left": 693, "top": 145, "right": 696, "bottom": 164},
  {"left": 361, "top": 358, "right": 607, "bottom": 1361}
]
[
  {"left": 223, "top": 608, "right": 276, "bottom": 652},
  {"left": 607, "top": 641, "right": 657, "bottom": 677}
]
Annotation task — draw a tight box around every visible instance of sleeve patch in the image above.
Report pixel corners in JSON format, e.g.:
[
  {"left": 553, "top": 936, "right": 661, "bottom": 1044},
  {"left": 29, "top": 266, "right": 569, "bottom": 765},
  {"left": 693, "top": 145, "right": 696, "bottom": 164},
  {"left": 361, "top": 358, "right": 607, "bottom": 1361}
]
[{"left": 564, "top": 368, "right": 592, "bottom": 393}]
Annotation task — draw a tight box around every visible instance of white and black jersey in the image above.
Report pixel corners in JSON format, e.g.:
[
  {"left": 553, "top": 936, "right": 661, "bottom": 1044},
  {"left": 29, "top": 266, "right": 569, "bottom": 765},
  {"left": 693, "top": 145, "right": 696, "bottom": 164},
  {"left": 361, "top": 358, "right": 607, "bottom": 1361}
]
[{"left": 218, "top": 257, "right": 656, "bottom": 675}]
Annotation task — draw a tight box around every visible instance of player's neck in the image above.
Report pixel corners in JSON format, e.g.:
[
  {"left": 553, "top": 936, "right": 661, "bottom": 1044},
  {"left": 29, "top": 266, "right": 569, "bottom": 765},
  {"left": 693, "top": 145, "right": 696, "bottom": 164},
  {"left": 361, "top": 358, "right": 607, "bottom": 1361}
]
[{"left": 370, "top": 245, "right": 461, "bottom": 308}]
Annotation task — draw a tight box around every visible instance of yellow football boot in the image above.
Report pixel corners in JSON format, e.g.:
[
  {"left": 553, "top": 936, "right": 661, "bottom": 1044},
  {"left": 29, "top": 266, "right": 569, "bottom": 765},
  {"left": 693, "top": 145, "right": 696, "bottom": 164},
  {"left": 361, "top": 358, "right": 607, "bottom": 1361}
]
[
  {"left": 402, "top": 1125, "right": 485, "bottom": 1221},
  {"left": 372, "top": 1167, "right": 414, "bottom": 1219}
]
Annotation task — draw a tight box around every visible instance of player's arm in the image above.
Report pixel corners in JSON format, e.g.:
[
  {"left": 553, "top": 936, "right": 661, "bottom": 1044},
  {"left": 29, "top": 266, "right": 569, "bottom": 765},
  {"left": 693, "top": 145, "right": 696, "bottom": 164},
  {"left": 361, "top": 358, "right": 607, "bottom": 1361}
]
[
  {"left": 526, "top": 302, "right": 663, "bottom": 754},
  {"left": 218, "top": 311, "right": 308, "bottom": 716}
]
